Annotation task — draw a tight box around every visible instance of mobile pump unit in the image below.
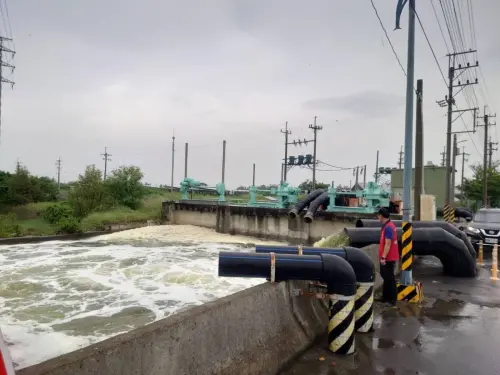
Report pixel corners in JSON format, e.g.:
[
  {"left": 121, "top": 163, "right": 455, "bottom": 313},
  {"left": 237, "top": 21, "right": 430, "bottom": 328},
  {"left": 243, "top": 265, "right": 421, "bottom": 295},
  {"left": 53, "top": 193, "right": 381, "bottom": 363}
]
[{"left": 326, "top": 182, "right": 390, "bottom": 214}]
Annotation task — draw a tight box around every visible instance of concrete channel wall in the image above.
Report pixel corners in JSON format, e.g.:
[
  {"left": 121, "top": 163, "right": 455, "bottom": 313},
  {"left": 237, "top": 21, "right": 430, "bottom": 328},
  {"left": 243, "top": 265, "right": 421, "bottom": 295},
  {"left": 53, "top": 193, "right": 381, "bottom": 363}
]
[
  {"left": 162, "top": 201, "right": 401, "bottom": 244},
  {"left": 19, "top": 245, "right": 381, "bottom": 375},
  {"left": 18, "top": 281, "right": 326, "bottom": 375}
]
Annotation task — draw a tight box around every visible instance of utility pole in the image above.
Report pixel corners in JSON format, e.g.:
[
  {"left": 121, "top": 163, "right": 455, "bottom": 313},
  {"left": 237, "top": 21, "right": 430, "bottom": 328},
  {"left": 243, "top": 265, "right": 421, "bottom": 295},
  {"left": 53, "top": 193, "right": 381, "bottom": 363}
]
[
  {"left": 221, "top": 140, "right": 226, "bottom": 184},
  {"left": 363, "top": 165, "right": 367, "bottom": 187},
  {"left": 309, "top": 116, "right": 322, "bottom": 190},
  {"left": 476, "top": 109, "right": 497, "bottom": 207},
  {"left": 252, "top": 163, "right": 256, "bottom": 186},
  {"left": 101, "top": 147, "right": 111, "bottom": 180},
  {"left": 184, "top": 143, "right": 188, "bottom": 179},
  {"left": 443, "top": 49, "right": 479, "bottom": 208},
  {"left": 395, "top": 0, "right": 416, "bottom": 286},
  {"left": 281, "top": 122, "right": 291, "bottom": 182},
  {"left": 451, "top": 134, "right": 458, "bottom": 203},
  {"left": 0, "top": 36, "right": 15, "bottom": 143},
  {"left": 55, "top": 157, "right": 62, "bottom": 188},
  {"left": 487, "top": 137, "right": 498, "bottom": 169},
  {"left": 170, "top": 133, "right": 175, "bottom": 195},
  {"left": 461, "top": 146, "right": 470, "bottom": 201},
  {"left": 414, "top": 79, "right": 424, "bottom": 221},
  {"left": 398, "top": 146, "right": 404, "bottom": 169},
  {"left": 440, "top": 147, "right": 446, "bottom": 167},
  {"left": 354, "top": 166, "right": 359, "bottom": 187},
  {"left": 375, "top": 150, "right": 380, "bottom": 183}
]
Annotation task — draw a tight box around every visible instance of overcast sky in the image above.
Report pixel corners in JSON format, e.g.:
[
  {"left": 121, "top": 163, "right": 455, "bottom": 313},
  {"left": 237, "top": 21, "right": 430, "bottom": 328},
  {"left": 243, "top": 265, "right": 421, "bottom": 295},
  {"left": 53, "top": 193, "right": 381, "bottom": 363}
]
[{"left": 0, "top": 0, "right": 498, "bottom": 188}]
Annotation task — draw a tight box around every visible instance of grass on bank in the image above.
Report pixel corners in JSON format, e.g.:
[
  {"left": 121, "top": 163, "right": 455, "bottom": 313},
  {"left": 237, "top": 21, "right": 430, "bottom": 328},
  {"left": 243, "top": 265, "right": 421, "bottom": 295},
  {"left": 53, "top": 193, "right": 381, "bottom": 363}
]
[{"left": 1, "top": 190, "right": 273, "bottom": 238}]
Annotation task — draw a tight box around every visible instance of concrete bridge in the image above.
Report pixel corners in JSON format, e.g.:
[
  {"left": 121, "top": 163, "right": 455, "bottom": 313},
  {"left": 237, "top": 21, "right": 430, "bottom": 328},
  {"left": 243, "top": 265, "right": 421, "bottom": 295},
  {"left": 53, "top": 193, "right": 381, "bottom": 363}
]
[{"left": 16, "top": 202, "right": 500, "bottom": 375}]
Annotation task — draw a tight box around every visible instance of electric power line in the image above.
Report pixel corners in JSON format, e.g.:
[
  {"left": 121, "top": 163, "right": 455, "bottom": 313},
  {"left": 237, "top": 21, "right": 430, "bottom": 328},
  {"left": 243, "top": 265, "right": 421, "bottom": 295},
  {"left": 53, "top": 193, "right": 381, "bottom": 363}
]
[
  {"left": 414, "top": 7, "right": 447, "bottom": 87},
  {"left": 369, "top": 0, "right": 407, "bottom": 77}
]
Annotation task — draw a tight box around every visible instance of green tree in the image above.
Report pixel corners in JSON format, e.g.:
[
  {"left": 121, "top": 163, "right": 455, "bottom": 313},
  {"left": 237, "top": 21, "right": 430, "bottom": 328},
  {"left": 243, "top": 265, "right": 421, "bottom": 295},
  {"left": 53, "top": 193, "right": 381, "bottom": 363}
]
[
  {"left": 68, "top": 165, "right": 110, "bottom": 217},
  {"left": 460, "top": 163, "right": 500, "bottom": 208},
  {"left": 104, "top": 166, "right": 146, "bottom": 210},
  {"left": 298, "top": 179, "right": 330, "bottom": 191}
]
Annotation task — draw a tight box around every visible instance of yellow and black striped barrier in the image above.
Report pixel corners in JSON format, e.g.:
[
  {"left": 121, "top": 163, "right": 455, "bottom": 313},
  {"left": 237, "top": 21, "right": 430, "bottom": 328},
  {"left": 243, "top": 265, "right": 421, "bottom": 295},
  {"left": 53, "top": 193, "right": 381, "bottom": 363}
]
[
  {"left": 354, "top": 282, "right": 374, "bottom": 333},
  {"left": 401, "top": 221, "right": 413, "bottom": 272},
  {"left": 397, "top": 281, "right": 423, "bottom": 303},
  {"left": 328, "top": 295, "right": 355, "bottom": 355},
  {"left": 443, "top": 204, "right": 455, "bottom": 223}
]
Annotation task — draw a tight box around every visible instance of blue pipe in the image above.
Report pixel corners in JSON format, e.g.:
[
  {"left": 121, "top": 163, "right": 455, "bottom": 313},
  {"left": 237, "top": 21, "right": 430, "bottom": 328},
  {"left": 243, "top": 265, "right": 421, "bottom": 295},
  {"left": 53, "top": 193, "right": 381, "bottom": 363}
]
[
  {"left": 218, "top": 252, "right": 357, "bottom": 296},
  {"left": 255, "top": 245, "right": 374, "bottom": 284}
]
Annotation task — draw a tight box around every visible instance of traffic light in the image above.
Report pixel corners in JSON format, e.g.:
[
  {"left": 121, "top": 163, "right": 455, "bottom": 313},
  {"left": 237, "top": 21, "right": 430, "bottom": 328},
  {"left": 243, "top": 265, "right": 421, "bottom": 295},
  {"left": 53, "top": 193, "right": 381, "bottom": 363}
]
[
  {"left": 304, "top": 154, "right": 313, "bottom": 164},
  {"left": 288, "top": 156, "right": 296, "bottom": 165},
  {"left": 297, "top": 155, "right": 305, "bottom": 165}
]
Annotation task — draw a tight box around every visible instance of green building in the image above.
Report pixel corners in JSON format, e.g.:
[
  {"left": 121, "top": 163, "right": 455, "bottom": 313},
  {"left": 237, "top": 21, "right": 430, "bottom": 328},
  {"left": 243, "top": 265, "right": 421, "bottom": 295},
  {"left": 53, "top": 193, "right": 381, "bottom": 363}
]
[{"left": 389, "top": 164, "right": 451, "bottom": 209}]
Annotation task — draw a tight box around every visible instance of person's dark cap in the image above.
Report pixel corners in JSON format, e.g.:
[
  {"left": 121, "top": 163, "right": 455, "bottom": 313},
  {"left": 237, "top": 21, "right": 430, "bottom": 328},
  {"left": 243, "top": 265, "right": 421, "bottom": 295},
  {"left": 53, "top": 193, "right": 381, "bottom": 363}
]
[{"left": 377, "top": 207, "right": 390, "bottom": 218}]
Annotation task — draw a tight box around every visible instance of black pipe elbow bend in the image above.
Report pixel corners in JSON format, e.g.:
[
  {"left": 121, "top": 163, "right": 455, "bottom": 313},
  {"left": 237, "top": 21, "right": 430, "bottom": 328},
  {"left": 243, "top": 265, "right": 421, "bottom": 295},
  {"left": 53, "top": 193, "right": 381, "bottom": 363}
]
[
  {"left": 343, "top": 246, "right": 375, "bottom": 283},
  {"left": 320, "top": 253, "right": 357, "bottom": 296}
]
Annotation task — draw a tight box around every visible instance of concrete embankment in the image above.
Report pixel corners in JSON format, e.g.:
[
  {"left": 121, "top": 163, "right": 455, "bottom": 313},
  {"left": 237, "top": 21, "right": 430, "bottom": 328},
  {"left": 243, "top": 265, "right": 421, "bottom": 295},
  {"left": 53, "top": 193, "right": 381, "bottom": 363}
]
[
  {"left": 18, "top": 246, "right": 381, "bottom": 375},
  {"left": 163, "top": 201, "right": 399, "bottom": 245},
  {"left": 0, "top": 222, "right": 155, "bottom": 245}
]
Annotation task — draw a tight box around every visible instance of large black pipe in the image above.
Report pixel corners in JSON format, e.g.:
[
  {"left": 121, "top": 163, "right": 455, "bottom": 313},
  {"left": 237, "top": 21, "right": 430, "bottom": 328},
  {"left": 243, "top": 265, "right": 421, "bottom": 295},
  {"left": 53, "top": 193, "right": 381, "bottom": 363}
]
[
  {"left": 343, "top": 227, "right": 476, "bottom": 277},
  {"left": 435, "top": 207, "right": 472, "bottom": 219},
  {"left": 218, "top": 252, "right": 357, "bottom": 295},
  {"left": 289, "top": 189, "right": 324, "bottom": 219},
  {"left": 354, "top": 219, "right": 476, "bottom": 258},
  {"left": 304, "top": 192, "right": 330, "bottom": 223},
  {"left": 255, "top": 245, "right": 374, "bottom": 283}
]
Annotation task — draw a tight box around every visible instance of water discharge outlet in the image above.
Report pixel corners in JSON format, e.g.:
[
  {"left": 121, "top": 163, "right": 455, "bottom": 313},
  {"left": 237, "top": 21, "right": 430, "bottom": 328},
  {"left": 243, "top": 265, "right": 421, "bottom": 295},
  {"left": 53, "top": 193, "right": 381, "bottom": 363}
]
[
  {"left": 288, "top": 189, "right": 324, "bottom": 219},
  {"left": 255, "top": 245, "right": 375, "bottom": 333},
  {"left": 218, "top": 252, "right": 358, "bottom": 354}
]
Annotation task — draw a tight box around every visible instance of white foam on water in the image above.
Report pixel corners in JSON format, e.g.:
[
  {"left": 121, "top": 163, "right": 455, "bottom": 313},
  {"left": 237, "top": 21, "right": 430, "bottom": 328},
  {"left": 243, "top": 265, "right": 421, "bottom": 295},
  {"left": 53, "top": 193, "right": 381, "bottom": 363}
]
[{"left": 0, "top": 225, "right": 283, "bottom": 369}]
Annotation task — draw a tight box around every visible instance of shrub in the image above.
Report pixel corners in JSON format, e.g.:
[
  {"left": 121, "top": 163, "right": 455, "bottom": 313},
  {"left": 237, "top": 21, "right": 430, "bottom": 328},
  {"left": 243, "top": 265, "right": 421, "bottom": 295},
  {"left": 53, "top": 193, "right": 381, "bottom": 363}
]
[
  {"left": 0, "top": 213, "right": 22, "bottom": 238},
  {"left": 56, "top": 217, "right": 81, "bottom": 234},
  {"left": 42, "top": 204, "right": 73, "bottom": 224}
]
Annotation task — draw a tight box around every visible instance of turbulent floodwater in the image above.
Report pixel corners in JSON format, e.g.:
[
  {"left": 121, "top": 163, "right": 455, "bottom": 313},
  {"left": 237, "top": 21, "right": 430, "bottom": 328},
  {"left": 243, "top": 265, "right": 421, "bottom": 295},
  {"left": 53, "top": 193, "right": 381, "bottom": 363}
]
[{"left": 0, "top": 225, "right": 283, "bottom": 369}]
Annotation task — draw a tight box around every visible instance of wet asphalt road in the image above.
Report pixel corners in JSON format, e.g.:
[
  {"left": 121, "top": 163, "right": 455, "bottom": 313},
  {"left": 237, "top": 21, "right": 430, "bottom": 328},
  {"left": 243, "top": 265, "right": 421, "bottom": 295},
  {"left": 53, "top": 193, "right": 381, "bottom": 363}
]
[{"left": 279, "top": 256, "right": 500, "bottom": 375}]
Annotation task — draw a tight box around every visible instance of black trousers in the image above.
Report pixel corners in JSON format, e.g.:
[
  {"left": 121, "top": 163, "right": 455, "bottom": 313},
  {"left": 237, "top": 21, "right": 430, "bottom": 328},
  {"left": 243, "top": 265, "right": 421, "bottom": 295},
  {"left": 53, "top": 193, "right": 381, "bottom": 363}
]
[{"left": 380, "top": 261, "right": 397, "bottom": 304}]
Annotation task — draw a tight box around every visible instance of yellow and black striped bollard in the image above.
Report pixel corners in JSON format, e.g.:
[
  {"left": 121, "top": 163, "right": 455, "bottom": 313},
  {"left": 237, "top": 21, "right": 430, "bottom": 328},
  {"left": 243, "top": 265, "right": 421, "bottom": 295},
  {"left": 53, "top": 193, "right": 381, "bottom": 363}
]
[
  {"left": 354, "top": 282, "right": 374, "bottom": 333},
  {"left": 328, "top": 294, "right": 355, "bottom": 355},
  {"left": 443, "top": 204, "right": 455, "bottom": 223},
  {"left": 401, "top": 221, "right": 413, "bottom": 272}
]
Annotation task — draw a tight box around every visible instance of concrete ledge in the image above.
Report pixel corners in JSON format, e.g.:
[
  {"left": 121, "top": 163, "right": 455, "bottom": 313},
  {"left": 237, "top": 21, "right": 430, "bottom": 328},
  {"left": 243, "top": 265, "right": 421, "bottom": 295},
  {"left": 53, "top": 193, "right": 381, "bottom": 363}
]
[{"left": 17, "top": 280, "right": 328, "bottom": 375}]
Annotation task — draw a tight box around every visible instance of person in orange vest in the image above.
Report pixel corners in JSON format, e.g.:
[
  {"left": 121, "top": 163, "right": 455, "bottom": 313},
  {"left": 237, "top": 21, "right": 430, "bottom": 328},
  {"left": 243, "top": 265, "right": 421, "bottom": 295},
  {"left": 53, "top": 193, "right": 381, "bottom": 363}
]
[{"left": 376, "top": 207, "right": 399, "bottom": 306}]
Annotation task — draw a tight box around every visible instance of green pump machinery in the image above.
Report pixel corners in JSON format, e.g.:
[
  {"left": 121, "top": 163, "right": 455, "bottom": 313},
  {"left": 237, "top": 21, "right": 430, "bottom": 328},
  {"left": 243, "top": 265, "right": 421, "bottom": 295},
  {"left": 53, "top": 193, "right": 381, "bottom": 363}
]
[
  {"left": 180, "top": 178, "right": 226, "bottom": 202},
  {"left": 248, "top": 181, "right": 300, "bottom": 208},
  {"left": 326, "top": 181, "right": 390, "bottom": 214}
]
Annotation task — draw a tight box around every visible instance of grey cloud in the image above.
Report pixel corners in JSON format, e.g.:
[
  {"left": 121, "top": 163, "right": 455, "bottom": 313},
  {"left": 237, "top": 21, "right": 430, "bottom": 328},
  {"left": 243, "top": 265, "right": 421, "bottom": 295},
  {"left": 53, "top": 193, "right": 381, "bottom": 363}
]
[
  {"left": 303, "top": 91, "right": 405, "bottom": 118},
  {"left": 0, "top": 0, "right": 496, "bottom": 188}
]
